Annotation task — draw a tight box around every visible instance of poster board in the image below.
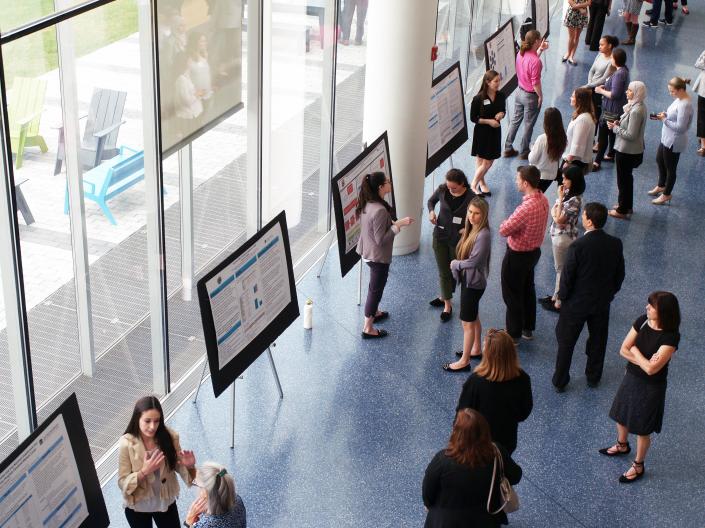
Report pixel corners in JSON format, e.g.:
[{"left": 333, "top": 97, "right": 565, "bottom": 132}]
[
  {"left": 426, "top": 61, "right": 469, "bottom": 176},
  {"left": 484, "top": 19, "right": 518, "bottom": 97},
  {"left": 532, "top": 0, "right": 550, "bottom": 38},
  {"left": 0, "top": 394, "right": 109, "bottom": 528},
  {"left": 331, "top": 132, "right": 396, "bottom": 278},
  {"left": 197, "top": 211, "right": 299, "bottom": 397}
]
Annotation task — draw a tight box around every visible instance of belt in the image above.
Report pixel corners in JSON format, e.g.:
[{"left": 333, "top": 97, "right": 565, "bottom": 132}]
[{"left": 519, "top": 87, "right": 537, "bottom": 94}]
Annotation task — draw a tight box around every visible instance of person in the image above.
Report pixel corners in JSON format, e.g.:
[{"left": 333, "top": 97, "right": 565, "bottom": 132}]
[
  {"left": 563, "top": 0, "right": 591, "bottom": 65},
  {"left": 499, "top": 165, "right": 549, "bottom": 342},
  {"left": 620, "top": 0, "right": 644, "bottom": 44},
  {"left": 174, "top": 52, "right": 204, "bottom": 139},
  {"left": 648, "top": 77, "right": 694, "bottom": 205},
  {"left": 593, "top": 48, "right": 629, "bottom": 171},
  {"left": 551, "top": 203, "right": 625, "bottom": 392},
  {"left": 456, "top": 329, "right": 533, "bottom": 454},
  {"left": 539, "top": 165, "right": 586, "bottom": 312},
  {"left": 600, "top": 292, "right": 681, "bottom": 483},
  {"left": 118, "top": 396, "right": 197, "bottom": 528},
  {"left": 528, "top": 107, "right": 567, "bottom": 192},
  {"left": 503, "top": 30, "right": 549, "bottom": 159},
  {"left": 585, "top": 0, "right": 611, "bottom": 51},
  {"left": 444, "top": 197, "right": 491, "bottom": 372},
  {"left": 692, "top": 50, "right": 705, "bottom": 156},
  {"left": 341, "top": 0, "right": 368, "bottom": 45},
  {"left": 585, "top": 35, "right": 618, "bottom": 128},
  {"left": 427, "top": 169, "right": 475, "bottom": 322},
  {"left": 356, "top": 172, "right": 414, "bottom": 338},
  {"left": 469, "top": 70, "right": 506, "bottom": 196},
  {"left": 186, "top": 33, "right": 213, "bottom": 117},
  {"left": 184, "top": 463, "right": 247, "bottom": 527},
  {"left": 422, "top": 408, "right": 522, "bottom": 527},
  {"left": 564, "top": 87, "right": 596, "bottom": 175},
  {"left": 643, "top": 0, "right": 674, "bottom": 27},
  {"left": 608, "top": 81, "right": 648, "bottom": 219}
]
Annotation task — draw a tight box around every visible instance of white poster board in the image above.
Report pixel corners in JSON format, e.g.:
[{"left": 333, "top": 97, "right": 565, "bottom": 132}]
[
  {"left": 484, "top": 20, "right": 518, "bottom": 96},
  {"left": 533, "top": 0, "right": 550, "bottom": 38}
]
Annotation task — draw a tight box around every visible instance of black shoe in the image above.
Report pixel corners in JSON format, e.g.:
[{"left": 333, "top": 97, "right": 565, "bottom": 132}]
[
  {"left": 440, "top": 308, "right": 453, "bottom": 322},
  {"left": 642, "top": 20, "right": 659, "bottom": 27},
  {"left": 554, "top": 384, "right": 566, "bottom": 393},
  {"left": 373, "top": 311, "right": 389, "bottom": 323},
  {"left": 521, "top": 330, "right": 533, "bottom": 340},
  {"left": 541, "top": 302, "right": 560, "bottom": 313},
  {"left": 659, "top": 18, "right": 673, "bottom": 25},
  {"left": 599, "top": 441, "right": 631, "bottom": 457},
  {"left": 538, "top": 295, "right": 553, "bottom": 304},
  {"left": 587, "top": 379, "right": 600, "bottom": 388},
  {"left": 518, "top": 151, "right": 530, "bottom": 160},
  {"left": 361, "top": 329, "right": 388, "bottom": 339},
  {"left": 442, "top": 362, "right": 472, "bottom": 372},
  {"left": 618, "top": 461, "right": 645, "bottom": 483},
  {"left": 503, "top": 147, "right": 519, "bottom": 158},
  {"left": 429, "top": 298, "right": 444, "bottom": 307}
]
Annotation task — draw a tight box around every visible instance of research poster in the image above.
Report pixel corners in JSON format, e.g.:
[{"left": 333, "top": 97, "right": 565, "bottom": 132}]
[
  {"left": 331, "top": 132, "right": 395, "bottom": 277},
  {"left": 532, "top": 0, "right": 550, "bottom": 38},
  {"left": 484, "top": 20, "right": 518, "bottom": 96},
  {"left": 426, "top": 61, "right": 469, "bottom": 175}
]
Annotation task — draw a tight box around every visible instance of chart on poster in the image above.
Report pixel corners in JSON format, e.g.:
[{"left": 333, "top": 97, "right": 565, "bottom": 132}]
[{"left": 484, "top": 20, "right": 518, "bottom": 96}]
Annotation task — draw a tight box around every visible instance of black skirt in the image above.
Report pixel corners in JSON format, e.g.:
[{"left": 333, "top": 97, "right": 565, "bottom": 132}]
[
  {"left": 460, "top": 286, "right": 485, "bottom": 322},
  {"left": 697, "top": 95, "right": 704, "bottom": 138},
  {"left": 609, "top": 370, "right": 667, "bottom": 435}
]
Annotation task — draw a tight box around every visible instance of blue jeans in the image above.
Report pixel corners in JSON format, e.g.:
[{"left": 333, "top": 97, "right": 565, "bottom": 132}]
[{"left": 504, "top": 89, "right": 541, "bottom": 154}]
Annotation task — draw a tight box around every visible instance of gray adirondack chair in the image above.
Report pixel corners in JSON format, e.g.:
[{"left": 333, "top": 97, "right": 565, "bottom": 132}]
[{"left": 54, "top": 88, "right": 127, "bottom": 175}]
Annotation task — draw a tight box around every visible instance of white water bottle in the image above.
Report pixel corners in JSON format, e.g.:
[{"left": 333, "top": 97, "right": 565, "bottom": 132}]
[{"left": 303, "top": 299, "right": 313, "bottom": 329}]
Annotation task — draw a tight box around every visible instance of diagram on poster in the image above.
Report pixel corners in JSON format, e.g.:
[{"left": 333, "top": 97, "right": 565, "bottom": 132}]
[
  {"left": 484, "top": 20, "right": 518, "bottom": 96},
  {"left": 426, "top": 61, "right": 469, "bottom": 175},
  {"left": 532, "top": 0, "right": 550, "bottom": 38}
]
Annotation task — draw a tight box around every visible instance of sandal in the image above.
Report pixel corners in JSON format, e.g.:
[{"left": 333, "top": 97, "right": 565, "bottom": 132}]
[
  {"left": 599, "top": 440, "right": 631, "bottom": 456},
  {"left": 619, "top": 460, "right": 645, "bottom": 483}
]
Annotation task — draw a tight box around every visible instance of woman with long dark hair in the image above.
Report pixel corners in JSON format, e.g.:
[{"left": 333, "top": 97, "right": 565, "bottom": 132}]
[
  {"left": 600, "top": 292, "right": 681, "bottom": 483},
  {"left": 356, "top": 172, "right": 413, "bottom": 339},
  {"left": 422, "top": 408, "right": 522, "bottom": 527},
  {"left": 593, "top": 48, "right": 629, "bottom": 171},
  {"left": 528, "top": 107, "right": 568, "bottom": 192},
  {"left": 469, "top": 70, "right": 506, "bottom": 196},
  {"left": 119, "top": 396, "right": 197, "bottom": 527},
  {"left": 564, "top": 87, "right": 596, "bottom": 175}
]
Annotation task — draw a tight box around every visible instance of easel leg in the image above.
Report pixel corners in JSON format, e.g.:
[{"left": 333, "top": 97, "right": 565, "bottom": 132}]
[
  {"left": 316, "top": 243, "right": 331, "bottom": 278},
  {"left": 192, "top": 358, "right": 209, "bottom": 404},
  {"left": 267, "top": 347, "right": 284, "bottom": 399},
  {"left": 230, "top": 381, "right": 236, "bottom": 448},
  {"left": 357, "top": 259, "right": 363, "bottom": 306}
]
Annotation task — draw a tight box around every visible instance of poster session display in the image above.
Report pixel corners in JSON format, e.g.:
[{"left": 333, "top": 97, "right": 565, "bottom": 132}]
[
  {"left": 331, "top": 132, "right": 396, "bottom": 277},
  {"left": 426, "top": 61, "right": 469, "bottom": 176},
  {"left": 157, "top": 0, "right": 244, "bottom": 156},
  {"left": 484, "top": 19, "right": 518, "bottom": 96},
  {"left": 198, "top": 211, "right": 298, "bottom": 397},
  {"left": 532, "top": 0, "right": 550, "bottom": 38},
  {"left": 0, "top": 394, "right": 109, "bottom": 528}
]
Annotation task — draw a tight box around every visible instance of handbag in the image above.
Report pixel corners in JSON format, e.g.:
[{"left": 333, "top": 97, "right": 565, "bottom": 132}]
[{"left": 486, "top": 444, "right": 520, "bottom": 515}]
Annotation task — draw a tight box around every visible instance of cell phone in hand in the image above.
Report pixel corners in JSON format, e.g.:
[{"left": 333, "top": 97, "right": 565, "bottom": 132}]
[{"left": 649, "top": 113, "right": 659, "bottom": 120}]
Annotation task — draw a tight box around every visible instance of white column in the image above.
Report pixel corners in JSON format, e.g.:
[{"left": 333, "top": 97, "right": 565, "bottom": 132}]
[{"left": 362, "top": 0, "right": 437, "bottom": 255}]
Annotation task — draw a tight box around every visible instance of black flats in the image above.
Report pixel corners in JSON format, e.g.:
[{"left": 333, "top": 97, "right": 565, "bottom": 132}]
[
  {"left": 599, "top": 441, "right": 631, "bottom": 457},
  {"left": 442, "top": 362, "right": 472, "bottom": 372},
  {"left": 440, "top": 308, "right": 452, "bottom": 322},
  {"left": 429, "top": 298, "right": 444, "bottom": 307},
  {"left": 361, "top": 329, "right": 388, "bottom": 339},
  {"left": 619, "top": 460, "right": 645, "bottom": 483}
]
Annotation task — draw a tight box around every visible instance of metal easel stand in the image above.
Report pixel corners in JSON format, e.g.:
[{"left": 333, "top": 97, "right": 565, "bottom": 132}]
[{"left": 316, "top": 229, "right": 336, "bottom": 278}]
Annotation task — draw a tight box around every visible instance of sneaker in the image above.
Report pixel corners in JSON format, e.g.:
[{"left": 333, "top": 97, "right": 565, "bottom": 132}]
[
  {"left": 642, "top": 20, "right": 659, "bottom": 27},
  {"left": 521, "top": 330, "right": 534, "bottom": 340},
  {"left": 659, "top": 18, "right": 673, "bottom": 25}
]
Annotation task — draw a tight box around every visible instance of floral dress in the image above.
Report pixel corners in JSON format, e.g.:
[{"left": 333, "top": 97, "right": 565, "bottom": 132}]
[{"left": 564, "top": 1, "right": 590, "bottom": 28}]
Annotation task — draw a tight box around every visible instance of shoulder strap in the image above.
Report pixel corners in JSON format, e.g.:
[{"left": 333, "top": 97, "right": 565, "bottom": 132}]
[{"left": 487, "top": 444, "right": 507, "bottom": 515}]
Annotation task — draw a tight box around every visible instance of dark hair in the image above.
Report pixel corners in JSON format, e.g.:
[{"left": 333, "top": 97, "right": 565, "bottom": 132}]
[
  {"left": 647, "top": 291, "right": 681, "bottom": 332},
  {"left": 583, "top": 202, "right": 608, "bottom": 229},
  {"left": 124, "top": 396, "right": 177, "bottom": 471},
  {"left": 612, "top": 48, "right": 627, "bottom": 68},
  {"left": 517, "top": 165, "right": 541, "bottom": 189},
  {"left": 477, "top": 70, "right": 500, "bottom": 100},
  {"left": 561, "top": 164, "right": 586, "bottom": 199},
  {"left": 573, "top": 87, "right": 596, "bottom": 123},
  {"left": 445, "top": 409, "right": 494, "bottom": 468},
  {"left": 543, "top": 107, "right": 567, "bottom": 162},
  {"left": 602, "top": 35, "right": 619, "bottom": 49},
  {"left": 355, "top": 172, "right": 390, "bottom": 216},
  {"left": 445, "top": 168, "right": 469, "bottom": 188},
  {"left": 520, "top": 30, "right": 541, "bottom": 54}
]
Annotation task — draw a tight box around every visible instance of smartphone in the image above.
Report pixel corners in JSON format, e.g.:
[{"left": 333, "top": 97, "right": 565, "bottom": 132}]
[{"left": 649, "top": 113, "right": 659, "bottom": 120}]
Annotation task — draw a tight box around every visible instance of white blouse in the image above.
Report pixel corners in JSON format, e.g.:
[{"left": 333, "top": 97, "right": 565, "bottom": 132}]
[
  {"left": 528, "top": 133, "right": 562, "bottom": 180},
  {"left": 565, "top": 112, "right": 595, "bottom": 164}
]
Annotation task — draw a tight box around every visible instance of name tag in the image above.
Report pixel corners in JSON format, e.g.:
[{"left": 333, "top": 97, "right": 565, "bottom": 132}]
[
  {"left": 453, "top": 216, "right": 463, "bottom": 224},
  {"left": 483, "top": 99, "right": 491, "bottom": 105}
]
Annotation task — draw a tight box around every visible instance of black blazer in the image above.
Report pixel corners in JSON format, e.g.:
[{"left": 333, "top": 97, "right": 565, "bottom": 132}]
[
  {"left": 557, "top": 229, "right": 625, "bottom": 313},
  {"left": 422, "top": 445, "right": 522, "bottom": 528}
]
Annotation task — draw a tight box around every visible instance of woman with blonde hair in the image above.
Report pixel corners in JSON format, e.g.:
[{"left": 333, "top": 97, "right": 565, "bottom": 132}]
[
  {"left": 456, "top": 329, "right": 533, "bottom": 454},
  {"left": 443, "top": 197, "right": 491, "bottom": 372},
  {"left": 184, "top": 462, "right": 246, "bottom": 527}
]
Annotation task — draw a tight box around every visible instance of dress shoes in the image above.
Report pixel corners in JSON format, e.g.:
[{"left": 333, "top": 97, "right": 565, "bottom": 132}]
[
  {"left": 361, "top": 329, "right": 388, "bottom": 339},
  {"left": 429, "top": 298, "right": 444, "bottom": 307},
  {"left": 442, "top": 362, "right": 472, "bottom": 372},
  {"left": 440, "top": 308, "right": 453, "bottom": 322}
]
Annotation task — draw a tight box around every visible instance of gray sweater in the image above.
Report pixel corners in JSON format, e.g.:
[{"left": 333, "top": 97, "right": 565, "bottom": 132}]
[
  {"left": 614, "top": 102, "right": 647, "bottom": 155},
  {"left": 450, "top": 228, "right": 491, "bottom": 289}
]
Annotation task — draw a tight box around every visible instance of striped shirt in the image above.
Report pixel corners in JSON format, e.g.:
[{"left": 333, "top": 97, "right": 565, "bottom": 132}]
[{"left": 499, "top": 191, "right": 549, "bottom": 251}]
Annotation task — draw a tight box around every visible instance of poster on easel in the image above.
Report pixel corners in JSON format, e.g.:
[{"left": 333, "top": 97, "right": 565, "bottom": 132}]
[
  {"left": 197, "top": 211, "right": 299, "bottom": 397},
  {"left": 484, "top": 19, "right": 518, "bottom": 97},
  {"left": 532, "top": 0, "right": 550, "bottom": 38},
  {"left": 331, "top": 132, "right": 395, "bottom": 278},
  {"left": 0, "top": 394, "right": 109, "bottom": 528},
  {"left": 426, "top": 61, "right": 469, "bottom": 176}
]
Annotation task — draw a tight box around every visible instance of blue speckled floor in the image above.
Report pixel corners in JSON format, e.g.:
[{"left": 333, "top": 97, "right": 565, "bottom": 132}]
[{"left": 103, "top": 9, "right": 705, "bottom": 528}]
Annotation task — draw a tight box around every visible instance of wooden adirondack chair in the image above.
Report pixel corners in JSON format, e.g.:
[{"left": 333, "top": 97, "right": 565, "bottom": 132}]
[
  {"left": 8, "top": 77, "right": 48, "bottom": 168},
  {"left": 54, "top": 88, "right": 127, "bottom": 175}
]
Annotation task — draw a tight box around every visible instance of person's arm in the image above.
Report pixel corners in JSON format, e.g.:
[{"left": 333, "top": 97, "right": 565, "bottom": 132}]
[
  {"left": 422, "top": 452, "right": 443, "bottom": 509},
  {"left": 618, "top": 327, "right": 640, "bottom": 364},
  {"left": 557, "top": 244, "right": 577, "bottom": 300},
  {"left": 588, "top": 62, "right": 615, "bottom": 88},
  {"left": 172, "top": 432, "right": 197, "bottom": 486},
  {"left": 498, "top": 444, "right": 522, "bottom": 485},
  {"left": 469, "top": 95, "right": 481, "bottom": 124},
  {"left": 630, "top": 344, "right": 676, "bottom": 375},
  {"left": 612, "top": 107, "right": 645, "bottom": 141},
  {"left": 600, "top": 69, "right": 627, "bottom": 100},
  {"left": 514, "top": 373, "right": 533, "bottom": 423},
  {"left": 662, "top": 101, "right": 694, "bottom": 134},
  {"left": 613, "top": 240, "right": 625, "bottom": 295},
  {"left": 567, "top": 117, "right": 592, "bottom": 159},
  {"left": 499, "top": 205, "right": 525, "bottom": 238},
  {"left": 455, "top": 230, "right": 490, "bottom": 270},
  {"left": 370, "top": 207, "right": 397, "bottom": 248},
  {"left": 527, "top": 135, "right": 544, "bottom": 166},
  {"left": 456, "top": 378, "right": 476, "bottom": 412}
]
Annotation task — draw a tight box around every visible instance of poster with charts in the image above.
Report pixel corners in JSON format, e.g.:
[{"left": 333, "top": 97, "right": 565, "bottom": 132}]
[
  {"left": 331, "top": 132, "right": 395, "bottom": 278},
  {"left": 484, "top": 19, "right": 518, "bottom": 97},
  {"left": 426, "top": 61, "right": 469, "bottom": 176},
  {"left": 0, "top": 394, "right": 108, "bottom": 528},
  {"left": 532, "top": 0, "right": 550, "bottom": 38},
  {"left": 198, "top": 212, "right": 298, "bottom": 397}
]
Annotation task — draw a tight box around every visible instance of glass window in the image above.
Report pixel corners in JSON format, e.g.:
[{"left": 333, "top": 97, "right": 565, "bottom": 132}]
[{"left": 0, "top": 267, "right": 17, "bottom": 457}]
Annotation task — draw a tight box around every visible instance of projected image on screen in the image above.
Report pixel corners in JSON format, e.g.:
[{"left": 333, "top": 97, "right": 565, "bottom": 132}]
[{"left": 157, "top": 0, "right": 243, "bottom": 155}]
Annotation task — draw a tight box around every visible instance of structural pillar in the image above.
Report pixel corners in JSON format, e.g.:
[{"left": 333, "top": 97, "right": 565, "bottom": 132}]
[{"left": 362, "top": 0, "right": 437, "bottom": 255}]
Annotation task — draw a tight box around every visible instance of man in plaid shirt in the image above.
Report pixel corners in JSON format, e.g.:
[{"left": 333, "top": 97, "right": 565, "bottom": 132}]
[{"left": 499, "top": 166, "right": 550, "bottom": 341}]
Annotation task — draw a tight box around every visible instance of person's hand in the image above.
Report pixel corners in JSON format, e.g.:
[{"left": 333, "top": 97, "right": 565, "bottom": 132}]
[
  {"left": 557, "top": 184, "right": 564, "bottom": 196},
  {"left": 142, "top": 449, "right": 165, "bottom": 476},
  {"left": 657, "top": 112, "right": 666, "bottom": 121},
  {"left": 494, "top": 112, "right": 505, "bottom": 121},
  {"left": 449, "top": 259, "right": 457, "bottom": 269},
  {"left": 428, "top": 211, "right": 437, "bottom": 225},
  {"left": 489, "top": 119, "right": 500, "bottom": 129},
  {"left": 539, "top": 39, "right": 549, "bottom": 51},
  {"left": 606, "top": 120, "right": 616, "bottom": 130},
  {"left": 178, "top": 450, "right": 196, "bottom": 469},
  {"left": 537, "top": 96, "right": 543, "bottom": 108},
  {"left": 186, "top": 495, "right": 208, "bottom": 526},
  {"left": 395, "top": 216, "right": 414, "bottom": 228},
  {"left": 594, "top": 85, "right": 604, "bottom": 95}
]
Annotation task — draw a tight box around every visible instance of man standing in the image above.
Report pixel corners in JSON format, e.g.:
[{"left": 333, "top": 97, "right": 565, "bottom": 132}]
[
  {"left": 552, "top": 202, "right": 625, "bottom": 392},
  {"left": 503, "top": 30, "right": 548, "bottom": 160},
  {"left": 499, "top": 166, "right": 550, "bottom": 342}
]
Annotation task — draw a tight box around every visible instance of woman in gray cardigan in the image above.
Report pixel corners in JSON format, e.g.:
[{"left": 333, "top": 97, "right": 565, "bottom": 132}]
[{"left": 608, "top": 81, "right": 647, "bottom": 219}]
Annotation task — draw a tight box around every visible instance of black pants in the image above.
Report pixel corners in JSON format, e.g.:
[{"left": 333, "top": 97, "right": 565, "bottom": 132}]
[
  {"left": 538, "top": 179, "right": 554, "bottom": 193},
  {"left": 697, "top": 95, "right": 704, "bottom": 139},
  {"left": 615, "top": 151, "right": 643, "bottom": 213},
  {"left": 364, "top": 261, "right": 389, "bottom": 318},
  {"left": 552, "top": 305, "right": 611, "bottom": 388},
  {"left": 595, "top": 119, "right": 616, "bottom": 163},
  {"left": 650, "top": 0, "right": 674, "bottom": 23},
  {"left": 501, "top": 246, "right": 541, "bottom": 339},
  {"left": 585, "top": 4, "right": 608, "bottom": 50},
  {"left": 125, "top": 502, "right": 180, "bottom": 528},
  {"left": 656, "top": 142, "right": 681, "bottom": 195}
]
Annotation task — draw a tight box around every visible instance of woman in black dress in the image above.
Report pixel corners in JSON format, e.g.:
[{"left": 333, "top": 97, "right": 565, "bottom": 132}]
[
  {"left": 422, "top": 408, "right": 522, "bottom": 527},
  {"left": 470, "top": 70, "right": 506, "bottom": 197},
  {"left": 456, "top": 329, "right": 533, "bottom": 454},
  {"left": 599, "top": 291, "right": 681, "bottom": 483}
]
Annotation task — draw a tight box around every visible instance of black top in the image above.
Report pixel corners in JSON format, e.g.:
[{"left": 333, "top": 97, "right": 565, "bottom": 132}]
[
  {"left": 422, "top": 444, "right": 522, "bottom": 528},
  {"left": 470, "top": 92, "right": 507, "bottom": 160},
  {"left": 626, "top": 314, "right": 680, "bottom": 384},
  {"left": 427, "top": 184, "right": 475, "bottom": 245},
  {"left": 456, "top": 371, "right": 533, "bottom": 454}
]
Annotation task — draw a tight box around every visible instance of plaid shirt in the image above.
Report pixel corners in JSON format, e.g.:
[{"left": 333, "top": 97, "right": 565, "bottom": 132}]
[{"left": 499, "top": 191, "right": 550, "bottom": 251}]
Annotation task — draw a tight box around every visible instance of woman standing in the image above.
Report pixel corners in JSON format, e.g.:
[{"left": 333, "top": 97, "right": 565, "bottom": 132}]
[
  {"left": 184, "top": 463, "right": 246, "bottom": 528},
  {"left": 427, "top": 169, "right": 474, "bottom": 322},
  {"left": 422, "top": 409, "right": 522, "bottom": 527},
  {"left": 119, "top": 396, "right": 197, "bottom": 527},
  {"left": 600, "top": 291, "right": 681, "bottom": 483},
  {"left": 444, "top": 198, "right": 491, "bottom": 372},
  {"left": 528, "top": 107, "right": 568, "bottom": 192},
  {"left": 593, "top": 48, "right": 629, "bottom": 171},
  {"left": 563, "top": 0, "right": 591, "bottom": 65},
  {"left": 356, "top": 172, "right": 414, "bottom": 338},
  {"left": 608, "top": 81, "right": 648, "bottom": 219},
  {"left": 469, "top": 71, "right": 506, "bottom": 196},
  {"left": 456, "top": 329, "right": 533, "bottom": 454},
  {"left": 693, "top": 49, "right": 705, "bottom": 156},
  {"left": 564, "top": 87, "right": 596, "bottom": 175},
  {"left": 648, "top": 77, "right": 694, "bottom": 205},
  {"left": 585, "top": 35, "right": 618, "bottom": 128},
  {"left": 620, "top": 0, "right": 644, "bottom": 45}
]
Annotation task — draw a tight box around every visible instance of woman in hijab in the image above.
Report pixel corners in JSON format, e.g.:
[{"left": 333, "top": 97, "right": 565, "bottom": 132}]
[{"left": 608, "top": 81, "right": 647, "bottom": 219}]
